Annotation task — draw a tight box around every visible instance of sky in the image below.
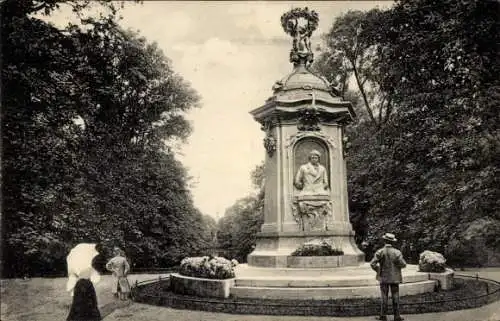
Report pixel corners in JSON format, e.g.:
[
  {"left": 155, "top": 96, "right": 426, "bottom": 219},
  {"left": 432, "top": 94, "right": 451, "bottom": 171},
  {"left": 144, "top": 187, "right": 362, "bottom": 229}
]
[{"left": 48, "top": 1, "right": 392, "bottom": 219}]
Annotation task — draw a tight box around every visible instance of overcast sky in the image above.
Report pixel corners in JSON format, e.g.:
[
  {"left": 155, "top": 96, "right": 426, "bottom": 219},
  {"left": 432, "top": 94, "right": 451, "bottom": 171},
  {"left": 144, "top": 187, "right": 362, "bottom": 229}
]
[{"left": 48, "top": 1, "right": 392, "bottom": 218}]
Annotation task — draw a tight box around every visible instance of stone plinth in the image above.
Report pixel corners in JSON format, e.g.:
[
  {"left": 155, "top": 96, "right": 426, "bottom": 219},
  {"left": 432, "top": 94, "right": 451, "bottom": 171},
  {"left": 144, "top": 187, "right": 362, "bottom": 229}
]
[
  {"left": 247, "top": 231, "right": 364, "bottom": 268},
  {"left": 287, "top": 255, "right": 361, "bottom": 268},
  {"left": 231, "top": 263, "right": 438, "bottom": 300},
  {"left": 170, "top": 273, "right": 235, "bottom": 299},
  {"left": 427, "top": 268, "right": 455, "bottom": 290}
]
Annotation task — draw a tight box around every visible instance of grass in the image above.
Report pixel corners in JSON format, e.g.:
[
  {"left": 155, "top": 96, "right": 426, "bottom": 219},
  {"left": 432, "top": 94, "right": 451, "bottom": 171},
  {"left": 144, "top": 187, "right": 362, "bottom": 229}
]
[{"left": 0, "top": 274, "right": 166, "bottom": 321}]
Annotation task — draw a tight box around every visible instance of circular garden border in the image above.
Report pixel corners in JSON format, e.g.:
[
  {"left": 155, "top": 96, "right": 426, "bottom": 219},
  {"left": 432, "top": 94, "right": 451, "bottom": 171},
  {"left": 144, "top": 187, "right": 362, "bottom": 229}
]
[{"left": 130, "top": 274, "right": 500, "bottom": 317}]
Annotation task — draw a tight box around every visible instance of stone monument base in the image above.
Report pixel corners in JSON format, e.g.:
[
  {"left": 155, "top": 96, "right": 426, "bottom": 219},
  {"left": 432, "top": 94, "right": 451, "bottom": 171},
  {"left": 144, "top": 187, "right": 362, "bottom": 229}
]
[
  {"left": 247, "top": 230, "right": 364, "bottom": 268},
  {"left": 231, "top": 263, "right": 439, "bottom": 300}
]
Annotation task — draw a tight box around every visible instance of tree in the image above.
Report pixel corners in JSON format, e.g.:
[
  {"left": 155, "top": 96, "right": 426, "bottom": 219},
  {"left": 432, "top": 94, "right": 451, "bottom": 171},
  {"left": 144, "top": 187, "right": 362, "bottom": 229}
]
[
  {"left": 368, "top": 0, "right": 500, "bottom": 265},
  {"left": 216, "top": 162, "right": 265, "bottom": 262},
  {"left": 1, "top": 0, "right": 208, "bottom": 276},
  {"left": 314, "top": 9, "right": 394, "bottom": 134},
  {"left": 1, "top": 0, "right": 119, "bottom": 276},
  {"left": 315, "top": 0, "right": 499, "bottom": 265}
]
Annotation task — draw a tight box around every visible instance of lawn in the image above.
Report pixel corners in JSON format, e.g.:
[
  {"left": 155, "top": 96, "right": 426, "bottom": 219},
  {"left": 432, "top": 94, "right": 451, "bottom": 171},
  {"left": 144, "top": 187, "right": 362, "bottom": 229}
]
[{"left": 1, "top": 269, "right": 499, "bottom": 321}]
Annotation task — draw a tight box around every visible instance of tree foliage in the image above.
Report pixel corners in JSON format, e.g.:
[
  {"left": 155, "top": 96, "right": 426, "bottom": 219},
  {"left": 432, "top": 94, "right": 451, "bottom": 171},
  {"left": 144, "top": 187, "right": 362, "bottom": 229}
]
[
  {"left": 1, "top": 0, "right": 212, "bottom": 277},
  {"left": 314, "top": 9, "right": 394, "bottom": 133},
  {"left": 316, "top": 0, "right": 500, "bottom": 265},
  {"left": 216, "top": 163, "right": 264, "bottom": 263}
]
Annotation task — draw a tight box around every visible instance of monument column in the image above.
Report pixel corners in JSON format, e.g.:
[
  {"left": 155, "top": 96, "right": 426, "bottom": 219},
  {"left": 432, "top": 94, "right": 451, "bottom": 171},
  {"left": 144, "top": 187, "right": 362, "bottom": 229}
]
[
  {"left": 247, "top": 7, "right": 364, "bottom": 267},
  {"left": 260, "top": 116, "right": 282, "bottom": 233}
]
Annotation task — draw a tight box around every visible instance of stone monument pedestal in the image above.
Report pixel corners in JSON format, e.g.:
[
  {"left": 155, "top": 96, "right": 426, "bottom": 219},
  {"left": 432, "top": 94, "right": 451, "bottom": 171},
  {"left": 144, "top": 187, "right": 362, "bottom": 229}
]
[
  {"left": 232, "top": 263, "right": 438, "bottom": 300},
  {"left": 248, "top": 231, "right": 364, "bottom": 268}
]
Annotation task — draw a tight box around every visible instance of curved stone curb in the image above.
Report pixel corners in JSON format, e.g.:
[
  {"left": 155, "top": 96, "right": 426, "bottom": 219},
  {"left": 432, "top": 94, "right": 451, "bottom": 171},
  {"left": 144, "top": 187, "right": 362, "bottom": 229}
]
[
  {"left": 170, "top": 273, "right": 235, "bottom": 299},
  {"left": 131, "top": 275, "right": 500, "bottom": 317}
]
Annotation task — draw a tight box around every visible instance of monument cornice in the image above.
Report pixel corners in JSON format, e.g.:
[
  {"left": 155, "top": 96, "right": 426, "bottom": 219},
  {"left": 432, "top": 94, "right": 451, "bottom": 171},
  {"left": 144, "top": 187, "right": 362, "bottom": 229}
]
[
  {"left": 250, "top": 103, "right": 355, "bottom": 125},
  {"left": 256, "top": 229, "right": 355, "bottom": 238}
]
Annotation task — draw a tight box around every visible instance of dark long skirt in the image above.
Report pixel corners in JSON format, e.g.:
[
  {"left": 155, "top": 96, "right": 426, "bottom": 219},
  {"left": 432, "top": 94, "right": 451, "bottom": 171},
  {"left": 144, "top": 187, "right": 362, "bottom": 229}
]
[{"left": 67, "top": 278, "right": 101, "bottom": 321}]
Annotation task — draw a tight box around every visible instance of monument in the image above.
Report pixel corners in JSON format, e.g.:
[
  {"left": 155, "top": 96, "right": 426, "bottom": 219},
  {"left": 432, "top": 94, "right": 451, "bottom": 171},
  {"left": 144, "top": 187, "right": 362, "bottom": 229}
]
[
  {"left": 246, "top": 7, "right": 364, "bottom": 267},
  {"left": 231, "top": 7, "right": 440, "bottom": 300}
]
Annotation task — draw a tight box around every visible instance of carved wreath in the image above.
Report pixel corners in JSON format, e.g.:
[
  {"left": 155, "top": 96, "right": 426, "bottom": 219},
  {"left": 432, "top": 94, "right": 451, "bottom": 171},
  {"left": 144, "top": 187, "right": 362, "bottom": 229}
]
[
  {"left": 263, "top": 135, "right": 277, "bottom": 157},
  {"left": 298, "top": 108, "right": 321, "bottom": 131},
  {"left": 280, "top": 7, "right": 319, "bottom": 37}
]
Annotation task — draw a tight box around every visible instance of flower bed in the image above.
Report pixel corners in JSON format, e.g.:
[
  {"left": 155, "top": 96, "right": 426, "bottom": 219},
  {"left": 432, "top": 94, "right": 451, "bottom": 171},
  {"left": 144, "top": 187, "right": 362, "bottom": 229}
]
[
  {"left": 419, "top": 250, "right": 447, "bottom": 273},
  {"left": 171, "top": 256, "right": 238, "bottom": 298},
  {"left": 291, "top": 240, "right": 344, "bottom": 256},
  {"left": 179, "top": 256, "right": 238, "bottom": 279}
]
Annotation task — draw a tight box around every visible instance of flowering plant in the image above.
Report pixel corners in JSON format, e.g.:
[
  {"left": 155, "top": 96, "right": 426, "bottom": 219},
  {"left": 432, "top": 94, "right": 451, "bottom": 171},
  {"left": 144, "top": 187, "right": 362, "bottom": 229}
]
[
  {"left": 291, "top": 239, "right": 344, "bottom": 256},
  {"left": 179, "top": 256, "right": 238, "bottom": 279},
  {"left": 418, "top": 250, "right": 447, "bottom": 273}
]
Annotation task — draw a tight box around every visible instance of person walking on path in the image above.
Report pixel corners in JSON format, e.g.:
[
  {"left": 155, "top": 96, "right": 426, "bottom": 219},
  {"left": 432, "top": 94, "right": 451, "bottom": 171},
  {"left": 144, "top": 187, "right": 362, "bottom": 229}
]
[
  {"left": 105, "top": 247, "right": 131, "bottom": 300},
  {"left": 370, "top": 233, "right": 407, "bottom": 321},
  {"left": 67, "top": 278, "right": 102, "bottom": 321}
]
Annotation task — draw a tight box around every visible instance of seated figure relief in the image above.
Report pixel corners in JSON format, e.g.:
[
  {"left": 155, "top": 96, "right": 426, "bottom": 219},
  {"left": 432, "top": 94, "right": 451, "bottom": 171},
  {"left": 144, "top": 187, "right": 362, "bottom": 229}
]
[
  {"left": 294, "top": 149, "right": 329, "bottom": 196},
  {"left": 293, "top": 149, "right": 332, "bottom": 231}
]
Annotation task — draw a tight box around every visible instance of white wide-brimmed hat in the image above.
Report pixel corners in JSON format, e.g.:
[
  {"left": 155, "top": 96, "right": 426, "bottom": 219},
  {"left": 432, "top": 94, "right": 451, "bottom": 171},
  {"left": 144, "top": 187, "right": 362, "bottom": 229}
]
[{"left": 382, "top": 233, "right": 397, "bottom": 242}]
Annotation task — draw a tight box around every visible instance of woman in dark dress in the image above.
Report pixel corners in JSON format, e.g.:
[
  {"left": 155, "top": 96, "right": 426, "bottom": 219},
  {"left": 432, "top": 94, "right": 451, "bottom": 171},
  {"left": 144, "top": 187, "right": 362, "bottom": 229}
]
[{"left": 67, "top": 278, "right": 102, "bottom": 321}]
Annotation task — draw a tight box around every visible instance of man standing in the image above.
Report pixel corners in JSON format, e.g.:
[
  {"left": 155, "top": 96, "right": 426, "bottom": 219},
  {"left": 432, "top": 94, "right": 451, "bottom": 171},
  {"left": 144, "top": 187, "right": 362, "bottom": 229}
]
[
  {"left": 106, "top": 247, "right": 131, "bottom": 300},
  {"left": 370, "top": 233, "right": 407, "bottom": 321}
]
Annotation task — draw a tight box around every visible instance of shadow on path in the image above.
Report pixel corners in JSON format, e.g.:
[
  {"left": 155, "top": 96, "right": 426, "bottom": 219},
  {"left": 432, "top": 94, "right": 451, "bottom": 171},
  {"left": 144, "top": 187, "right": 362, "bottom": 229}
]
[{"left": 100, "top": 300, "right": 133, "bottom": 319}]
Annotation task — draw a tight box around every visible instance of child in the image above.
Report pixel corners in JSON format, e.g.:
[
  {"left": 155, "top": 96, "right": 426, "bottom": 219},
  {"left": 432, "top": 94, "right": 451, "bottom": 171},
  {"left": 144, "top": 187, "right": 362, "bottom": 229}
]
[{"left": 67, "top": 278, "right": 102, "bottom": 321}]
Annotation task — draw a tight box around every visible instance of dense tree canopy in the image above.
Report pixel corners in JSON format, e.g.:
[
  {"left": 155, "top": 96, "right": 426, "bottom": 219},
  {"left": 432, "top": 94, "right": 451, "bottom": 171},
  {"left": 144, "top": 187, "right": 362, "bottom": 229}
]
[
  {"left": 1, "top": 0, "right": 215, "bottom": 277},
  {"left": 315, "top": 0, "right": 500, "bottom": 265}
]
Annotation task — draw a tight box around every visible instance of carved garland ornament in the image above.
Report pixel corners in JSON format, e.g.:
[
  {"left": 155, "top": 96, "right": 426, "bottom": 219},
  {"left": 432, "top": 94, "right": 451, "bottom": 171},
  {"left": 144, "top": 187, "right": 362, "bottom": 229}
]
[
  {"left": 263, "top": 135, "right": 277, "bottom": 157},
  {"left": 261, "top": 117, "right": 279, "bottom": 157}
]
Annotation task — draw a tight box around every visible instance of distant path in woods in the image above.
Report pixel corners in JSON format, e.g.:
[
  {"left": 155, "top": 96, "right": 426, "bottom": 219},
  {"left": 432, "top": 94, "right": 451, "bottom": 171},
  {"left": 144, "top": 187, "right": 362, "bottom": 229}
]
[{"left": 1, "top": 269, "right": 499, "bottom": 321}]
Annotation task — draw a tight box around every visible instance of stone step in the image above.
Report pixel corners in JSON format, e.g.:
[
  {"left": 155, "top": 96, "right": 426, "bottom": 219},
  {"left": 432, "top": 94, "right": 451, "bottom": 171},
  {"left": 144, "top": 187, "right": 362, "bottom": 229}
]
[
  {"left": 235, "top": 263, "right": 424, "bottom": 278},
  {"left": 248, "top": 252, "right": 365, "bottom": 268},
  {"left": 234, "top": 273, "right": 428, "bottom": 288},
  {"left": 230, "top": 280, "right": 437, "bottom": 300}
]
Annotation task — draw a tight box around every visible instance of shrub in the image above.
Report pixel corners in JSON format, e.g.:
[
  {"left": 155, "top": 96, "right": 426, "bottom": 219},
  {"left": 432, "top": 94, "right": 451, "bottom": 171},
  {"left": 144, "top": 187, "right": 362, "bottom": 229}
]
[
  {"left": 419, "top": 250, "right": 447, "bottom": 273},
  {"left": 291, "top": 239, "right": 344, "bottom": 256},
  {"left": 179, "top": 256, "right": 238, "bottom": 279}
]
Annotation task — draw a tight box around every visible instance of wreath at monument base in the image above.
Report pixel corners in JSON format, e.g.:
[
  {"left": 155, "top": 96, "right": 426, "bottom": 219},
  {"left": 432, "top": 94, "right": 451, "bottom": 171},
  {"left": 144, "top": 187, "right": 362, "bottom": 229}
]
[{"left": 291, "top": 239, "right": 344, "bottom": 256}]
